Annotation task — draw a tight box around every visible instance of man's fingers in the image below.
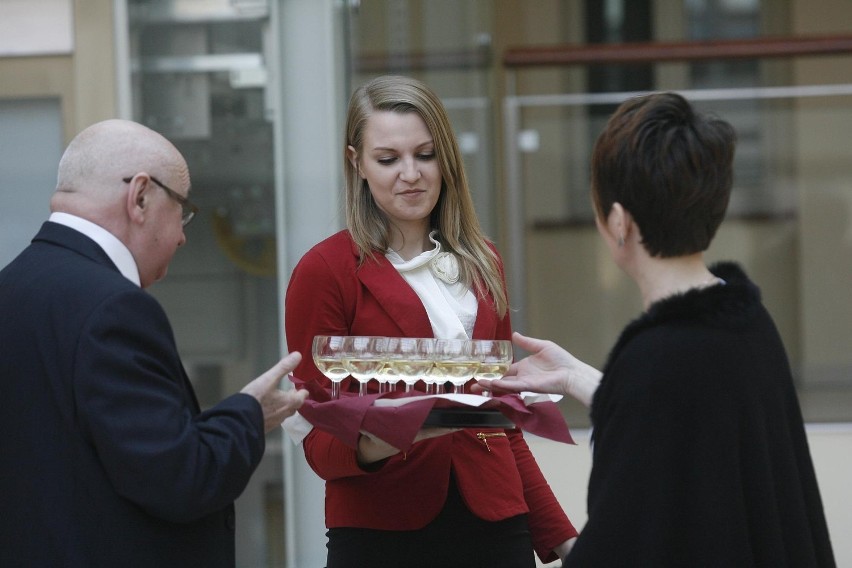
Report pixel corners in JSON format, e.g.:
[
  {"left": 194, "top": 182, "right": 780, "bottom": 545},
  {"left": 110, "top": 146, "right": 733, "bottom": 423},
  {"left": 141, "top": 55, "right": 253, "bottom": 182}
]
[
  {"left": 241, "top": 352, "right": 303, "bottom": 399},
  {"left": 272, "top": 351, "right": 302, "bottom": 378},
  {"left": 286, "top": 388, "right": 309, "bottom": 408},
  {"left": 260, "top": 352, "right": 302, "bottom": 388},
  {"left": 262, "top": 388, "right": 309, "bottom": 432}
]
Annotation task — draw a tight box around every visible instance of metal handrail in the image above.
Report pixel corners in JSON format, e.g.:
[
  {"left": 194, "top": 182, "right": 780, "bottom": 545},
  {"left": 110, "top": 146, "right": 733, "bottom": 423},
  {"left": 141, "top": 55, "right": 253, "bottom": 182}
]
[
  {"left": 502, "top": 34, "right": 852, "bottom": 332},
  {"left": 503, "top": 34, "right": 852, "bottom": 68},
  {"left": 354, "top": 46, "right": 491, "bottom": 73}
]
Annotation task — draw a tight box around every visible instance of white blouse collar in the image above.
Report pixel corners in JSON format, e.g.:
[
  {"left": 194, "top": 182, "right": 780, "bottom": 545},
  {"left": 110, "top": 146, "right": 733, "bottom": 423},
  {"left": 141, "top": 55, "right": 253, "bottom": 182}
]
[{"left": 386, "top": 231, "right": 460, "bottom": 285}]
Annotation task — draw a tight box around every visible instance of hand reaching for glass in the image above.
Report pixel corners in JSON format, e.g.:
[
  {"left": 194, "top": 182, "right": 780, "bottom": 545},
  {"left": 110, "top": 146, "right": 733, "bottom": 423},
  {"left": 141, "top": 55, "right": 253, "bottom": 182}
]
[
  {"left": 472, "top": 332, "right": 603, "bottom": 407},
  {"left": 240, "top": 351, "right": 309, "bottom": 433}
]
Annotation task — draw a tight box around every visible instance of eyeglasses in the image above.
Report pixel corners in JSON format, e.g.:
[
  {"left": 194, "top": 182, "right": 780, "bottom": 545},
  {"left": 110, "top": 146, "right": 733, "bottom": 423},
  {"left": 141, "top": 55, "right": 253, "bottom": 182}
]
[{"left": 122, "top": 175, "right": 199, "bottom": 226}]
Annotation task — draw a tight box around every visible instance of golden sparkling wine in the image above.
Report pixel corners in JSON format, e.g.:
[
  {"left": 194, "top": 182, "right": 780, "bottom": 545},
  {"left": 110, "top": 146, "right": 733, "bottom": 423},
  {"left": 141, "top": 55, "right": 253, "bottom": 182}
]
[
  {"left": 474, "top": 362, "right": 510, "bottom": 381},
  {"left": 314, "top": 357, "right": 350, "bottom": 380},
  {"left": 432, "top": 361, "right": 480, "bottom": 380},
  {"left": 344, "top": 358, "right": 384, "bottom": 380},
  {"left": 387, "top": 360, "right": 434, "bottom": 378},
  {"left": 376, "top": 364, "right": 396, "bottom": 378},
  {"left": 312, "top": 335, "right": 512, "bottom": 397}
]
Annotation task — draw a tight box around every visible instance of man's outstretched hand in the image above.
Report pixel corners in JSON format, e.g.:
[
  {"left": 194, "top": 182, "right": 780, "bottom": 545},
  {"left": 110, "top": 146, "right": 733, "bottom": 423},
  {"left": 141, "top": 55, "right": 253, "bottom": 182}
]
[{"left": 241, "top": 352, "right": 309, "bottom": 433}]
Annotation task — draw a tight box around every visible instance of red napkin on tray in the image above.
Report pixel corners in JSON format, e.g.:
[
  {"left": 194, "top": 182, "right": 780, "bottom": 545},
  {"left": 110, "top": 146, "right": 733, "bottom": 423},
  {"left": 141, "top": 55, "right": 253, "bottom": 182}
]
[{"left": 289, "top": 375, "right": 575, "bottom": 452}]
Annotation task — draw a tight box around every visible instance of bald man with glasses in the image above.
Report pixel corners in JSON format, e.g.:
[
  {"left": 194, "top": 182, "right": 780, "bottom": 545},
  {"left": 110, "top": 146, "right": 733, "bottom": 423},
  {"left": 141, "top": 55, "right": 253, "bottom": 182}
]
[{"left": 0, "top": 119, "right": 307, "bottom": 567}]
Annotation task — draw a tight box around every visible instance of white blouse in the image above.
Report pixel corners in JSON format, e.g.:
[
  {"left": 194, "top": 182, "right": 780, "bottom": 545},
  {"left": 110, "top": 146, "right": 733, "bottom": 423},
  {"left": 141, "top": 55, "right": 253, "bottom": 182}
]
[{"left": 385, "top": 231, "right": 478, "bottom": 339}]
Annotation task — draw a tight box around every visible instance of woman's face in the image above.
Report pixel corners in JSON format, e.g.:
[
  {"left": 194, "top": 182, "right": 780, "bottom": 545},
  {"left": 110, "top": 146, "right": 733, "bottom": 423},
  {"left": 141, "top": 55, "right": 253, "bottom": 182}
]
[{"left": 349, "top": 110, "right": 442, "bottom": 235}]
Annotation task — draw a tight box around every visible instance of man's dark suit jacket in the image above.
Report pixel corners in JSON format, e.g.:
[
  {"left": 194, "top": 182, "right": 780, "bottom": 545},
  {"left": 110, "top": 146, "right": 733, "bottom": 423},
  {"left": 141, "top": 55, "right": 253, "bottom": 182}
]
[{"left": 0, "top": 221, "right": 266, "bottom": 567}]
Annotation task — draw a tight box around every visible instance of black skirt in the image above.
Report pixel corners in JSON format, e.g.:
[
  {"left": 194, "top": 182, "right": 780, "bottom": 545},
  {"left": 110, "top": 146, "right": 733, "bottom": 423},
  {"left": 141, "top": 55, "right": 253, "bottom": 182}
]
[{"left": 325, "top": 474, "right": 535, "bottom": 568}]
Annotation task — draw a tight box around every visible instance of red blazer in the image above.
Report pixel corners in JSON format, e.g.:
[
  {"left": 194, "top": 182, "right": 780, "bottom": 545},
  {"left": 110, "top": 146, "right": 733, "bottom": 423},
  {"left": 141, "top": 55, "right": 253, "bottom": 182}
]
[{"left": 284, "top": 230, "right": 577, "bottom": 563}]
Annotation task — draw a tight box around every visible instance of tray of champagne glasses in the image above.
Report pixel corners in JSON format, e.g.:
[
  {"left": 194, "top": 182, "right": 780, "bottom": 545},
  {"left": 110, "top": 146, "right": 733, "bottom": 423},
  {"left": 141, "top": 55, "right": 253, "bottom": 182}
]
[
  {"left": 311, "top": 335, "right": 514, "bottom": 400},
  {"left": 284, "top": 335, "right": 575, "bottom": 449}
]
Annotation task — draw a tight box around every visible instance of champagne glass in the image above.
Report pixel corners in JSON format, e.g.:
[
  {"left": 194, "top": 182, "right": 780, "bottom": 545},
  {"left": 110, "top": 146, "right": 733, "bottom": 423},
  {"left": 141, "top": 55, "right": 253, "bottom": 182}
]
[
  {"left": 433, "top": 338, "right": 479, "bottom": 394},
  {"left": 421, "top": 365, "right": 441, "bottom": 395},
  {"left": 375, "top": 338, "right": 400, "bottom": 394},
  {"left": 375, "top": 363, "right": 398, "bottom": 394},
  {"left": 312, "top": 335, "right": 349, "bottom": 400},
  {"left": 343, "top": 336, "right": 387, "bottom": 396},
  {"left": 472, "top": 339, "right": 513, "bottom": 395},
  {"left": 386, "top": 337, "right": 435, "bottom": 393}
]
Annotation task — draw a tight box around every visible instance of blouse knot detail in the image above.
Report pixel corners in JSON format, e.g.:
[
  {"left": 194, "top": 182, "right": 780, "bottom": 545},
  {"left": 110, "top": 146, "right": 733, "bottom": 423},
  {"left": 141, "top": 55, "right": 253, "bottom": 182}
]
[
  {"left": 385, "top": 231, "right": 476, "bottom": 339},
  {"left": 430, "top": 251, "right": 460, "bottom": 284}
]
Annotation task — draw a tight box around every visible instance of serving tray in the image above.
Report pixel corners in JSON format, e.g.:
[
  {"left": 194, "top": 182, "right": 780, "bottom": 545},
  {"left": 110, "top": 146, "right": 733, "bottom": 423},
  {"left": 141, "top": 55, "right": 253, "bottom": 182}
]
[{"left": 423, "top": 407, "right": 515, "bottom": 428}]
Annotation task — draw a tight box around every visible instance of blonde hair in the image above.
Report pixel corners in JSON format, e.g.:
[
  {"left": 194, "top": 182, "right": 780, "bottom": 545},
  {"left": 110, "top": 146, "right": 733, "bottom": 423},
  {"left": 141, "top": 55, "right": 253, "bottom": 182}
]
[{"left": 344, "top": 75, "right": 507, "bottom": 317}]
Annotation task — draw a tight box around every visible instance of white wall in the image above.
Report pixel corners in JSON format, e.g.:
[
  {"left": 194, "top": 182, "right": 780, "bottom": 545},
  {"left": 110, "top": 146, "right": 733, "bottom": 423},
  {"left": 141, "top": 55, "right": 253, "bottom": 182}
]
[{"left": 529, "top": 425, "right": 852, "bottom": 567}]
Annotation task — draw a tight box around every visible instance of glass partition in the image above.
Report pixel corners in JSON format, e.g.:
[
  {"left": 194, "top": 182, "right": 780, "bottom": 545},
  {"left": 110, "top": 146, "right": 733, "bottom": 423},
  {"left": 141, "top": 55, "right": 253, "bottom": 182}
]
[
  {"left": 344, "top": 0, "right": 498, "bottom": 236},
  {"left": 505, "top": 66, "right": 852, "bottom": 427},
  {"left": 123, "top": 1, "right": 285, "bottom": 565}
]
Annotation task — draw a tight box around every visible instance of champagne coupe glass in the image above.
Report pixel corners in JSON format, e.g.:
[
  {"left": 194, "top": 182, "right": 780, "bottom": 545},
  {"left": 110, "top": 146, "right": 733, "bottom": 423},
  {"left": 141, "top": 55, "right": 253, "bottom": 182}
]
[
  {"left": 433, "top": 338, "right": 479, "bottom": 394},
  {"left": 422, "top": 364, "right": 440, "bottom": 395},
  {"left": 343, "top": 336, "right": 388, "bottom": 396},
  {"left": 376, "top": 362, "right": 397, "bottom": 394},
  {"left": 375, "top": 338, "right": 399, "bottom": 394},
  {"left": 386, "top": 338, "right": 435, "bottom": 394},
  {"left": 472, "top": 339, "right": 513, "bottom": 395},
  {"left": 312, "top": 335, "right": 349, "bottom": 400}
]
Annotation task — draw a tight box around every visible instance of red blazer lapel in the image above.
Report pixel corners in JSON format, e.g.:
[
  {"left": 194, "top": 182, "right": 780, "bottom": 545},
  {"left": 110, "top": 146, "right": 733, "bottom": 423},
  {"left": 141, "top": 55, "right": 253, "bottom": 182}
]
[
  {"left": 346, "top": 236, "right": 505, "bottom": 340},
  {"left": 359, "top": 260, "right": 502, "bottom": 340},
  {"left": 356, "top": 255, "right": 435, "bottom": 338},
  {"left": 471, "top": 287, "right": 501, "bottom": 339}
]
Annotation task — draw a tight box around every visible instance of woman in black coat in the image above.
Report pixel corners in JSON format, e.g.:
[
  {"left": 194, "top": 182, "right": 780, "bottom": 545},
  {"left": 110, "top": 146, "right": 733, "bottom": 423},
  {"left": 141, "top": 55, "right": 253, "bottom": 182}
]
[{"left": 481, "top": 92, "right": 835, "bottom": 567}]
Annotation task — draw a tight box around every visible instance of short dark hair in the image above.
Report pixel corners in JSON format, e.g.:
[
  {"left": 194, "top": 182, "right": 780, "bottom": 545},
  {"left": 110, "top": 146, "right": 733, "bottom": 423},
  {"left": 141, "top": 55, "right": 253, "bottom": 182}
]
[{"left": 591, "top": 92, "right": 737, "bottom": 257}]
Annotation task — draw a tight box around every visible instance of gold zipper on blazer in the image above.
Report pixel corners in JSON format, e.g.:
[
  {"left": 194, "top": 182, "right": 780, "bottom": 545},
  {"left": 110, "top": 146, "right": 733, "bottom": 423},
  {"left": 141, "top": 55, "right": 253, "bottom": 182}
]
[{"left": 476, "top": 432, "right": 507, "bottom": 452}]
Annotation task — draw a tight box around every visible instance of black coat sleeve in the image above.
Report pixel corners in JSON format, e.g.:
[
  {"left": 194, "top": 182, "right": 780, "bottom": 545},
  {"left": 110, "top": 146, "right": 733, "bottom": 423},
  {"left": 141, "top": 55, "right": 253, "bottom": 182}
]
[{"left": 74, "top": 288, "right": 265, "bottom": 523}]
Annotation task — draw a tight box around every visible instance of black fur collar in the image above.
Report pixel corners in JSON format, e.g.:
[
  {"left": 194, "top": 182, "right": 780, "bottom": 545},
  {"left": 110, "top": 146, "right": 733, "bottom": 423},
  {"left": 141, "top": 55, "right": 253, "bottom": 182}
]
[{"left": 602, "top": 261, "right": 762, "bottom": 374}]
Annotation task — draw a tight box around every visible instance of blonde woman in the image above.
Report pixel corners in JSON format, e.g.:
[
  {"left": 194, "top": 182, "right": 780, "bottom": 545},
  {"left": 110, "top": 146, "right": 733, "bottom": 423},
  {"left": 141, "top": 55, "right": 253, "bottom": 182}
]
[{"left": 285, "top": 75, "right": 577, "bottom": 567}]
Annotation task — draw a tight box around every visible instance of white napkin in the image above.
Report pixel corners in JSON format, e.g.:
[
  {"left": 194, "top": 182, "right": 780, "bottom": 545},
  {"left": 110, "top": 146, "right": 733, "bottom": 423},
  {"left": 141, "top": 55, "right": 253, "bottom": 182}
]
[{"left": 282, "top": 412, "right": 314, "bottom": 444}]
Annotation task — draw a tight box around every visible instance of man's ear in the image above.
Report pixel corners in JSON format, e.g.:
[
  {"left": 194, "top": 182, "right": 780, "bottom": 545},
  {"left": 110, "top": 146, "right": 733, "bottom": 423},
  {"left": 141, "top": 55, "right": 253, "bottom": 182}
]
[
  {"left": 125, "top": 174, "right": 149, "bottom": 224},
  {"left": 346, "top": 145, "right": 363, "bottom": 178}
]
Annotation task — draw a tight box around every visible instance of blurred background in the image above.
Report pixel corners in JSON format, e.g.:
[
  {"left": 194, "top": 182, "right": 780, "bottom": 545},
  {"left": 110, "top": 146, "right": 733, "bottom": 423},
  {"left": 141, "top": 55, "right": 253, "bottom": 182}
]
[{"left": 2, "top": 1, "right": 851, "bottom": 566}]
